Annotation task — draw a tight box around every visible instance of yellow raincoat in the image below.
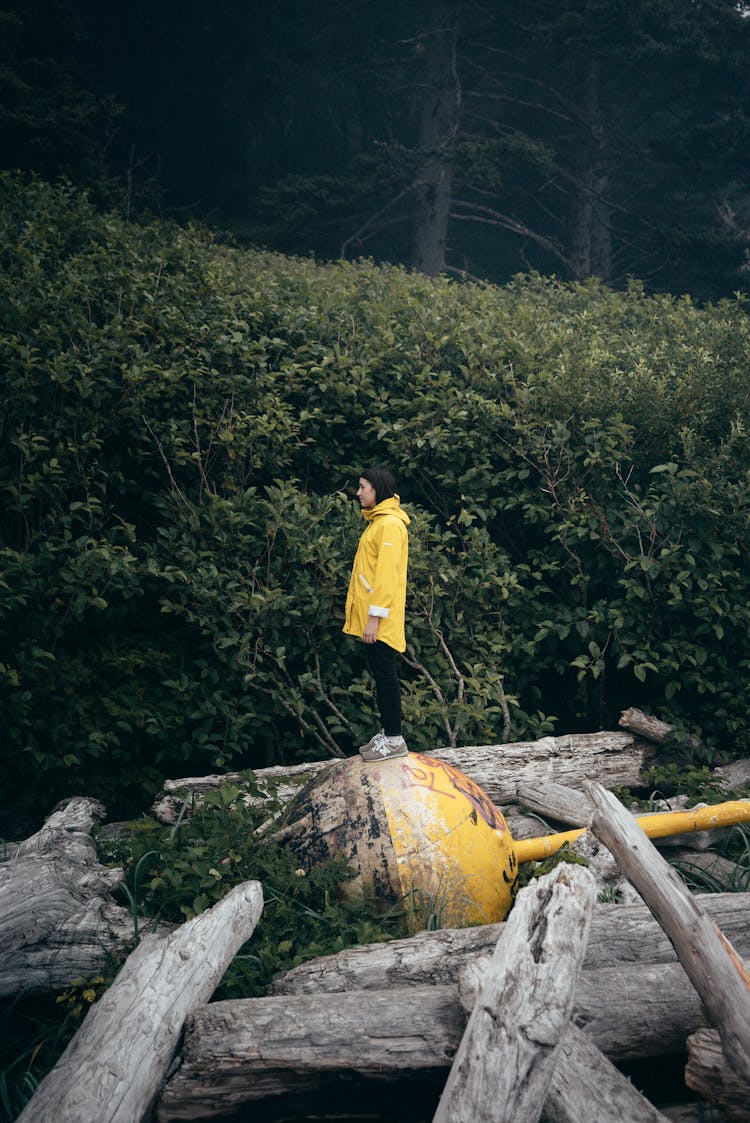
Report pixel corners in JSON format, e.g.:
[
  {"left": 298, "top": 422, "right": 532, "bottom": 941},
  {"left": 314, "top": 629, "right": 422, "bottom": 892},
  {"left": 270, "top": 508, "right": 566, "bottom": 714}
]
[{"left": 343, "top": 496, "right": 410, "bottom": 652}]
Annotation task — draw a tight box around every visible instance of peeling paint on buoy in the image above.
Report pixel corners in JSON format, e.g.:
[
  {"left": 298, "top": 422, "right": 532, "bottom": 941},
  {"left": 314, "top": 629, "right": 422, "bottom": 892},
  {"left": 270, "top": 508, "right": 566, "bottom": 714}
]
[{"left": 281, "top": 753, "right": 518, "bottom": 931}]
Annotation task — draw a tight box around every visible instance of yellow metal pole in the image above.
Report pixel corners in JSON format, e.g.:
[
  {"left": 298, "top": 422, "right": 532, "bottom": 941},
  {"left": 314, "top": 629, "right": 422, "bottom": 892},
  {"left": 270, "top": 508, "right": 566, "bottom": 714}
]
[{"left": 514, "top": 799, "right": 750, "bottom": 865}]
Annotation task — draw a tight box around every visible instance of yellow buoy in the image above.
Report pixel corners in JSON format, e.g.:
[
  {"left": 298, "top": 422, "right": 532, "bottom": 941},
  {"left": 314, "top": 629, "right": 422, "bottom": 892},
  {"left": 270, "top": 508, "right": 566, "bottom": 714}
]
[{"left": 281, "top": 752, "right": 517, "bottom": 930}]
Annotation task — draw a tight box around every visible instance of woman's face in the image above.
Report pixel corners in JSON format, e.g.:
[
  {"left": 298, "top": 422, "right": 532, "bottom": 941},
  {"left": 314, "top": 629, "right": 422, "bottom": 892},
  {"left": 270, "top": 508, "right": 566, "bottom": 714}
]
[{"left": 356, "top": 477, "right": 377, "bottom": 508}]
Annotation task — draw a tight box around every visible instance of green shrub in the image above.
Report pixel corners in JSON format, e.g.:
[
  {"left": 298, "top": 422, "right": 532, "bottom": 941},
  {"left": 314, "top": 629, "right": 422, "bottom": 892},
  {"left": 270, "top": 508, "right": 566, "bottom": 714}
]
[{"left": 2, "top": 174, "right": 750, "bottom": 824}]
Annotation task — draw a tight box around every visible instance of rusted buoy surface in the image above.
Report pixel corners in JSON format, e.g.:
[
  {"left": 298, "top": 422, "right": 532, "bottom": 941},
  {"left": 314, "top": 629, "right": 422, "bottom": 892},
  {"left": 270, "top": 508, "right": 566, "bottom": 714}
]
[{"left": 282, "top": 753, "right": 517, "bottom": 930}]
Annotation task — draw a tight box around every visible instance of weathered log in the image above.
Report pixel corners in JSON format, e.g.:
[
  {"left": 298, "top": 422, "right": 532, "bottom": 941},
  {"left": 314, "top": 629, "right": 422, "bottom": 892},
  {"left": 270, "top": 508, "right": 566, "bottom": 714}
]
[
  {"left": 515, "top": 779, "right": 592, "bottom": 827},
  {"left": 618, "top": 708, "right": 702, "bottom": 753},
  {"left": 0, "top": 796, "right": 154, "bottom": 997},
  {"left": 17, "top": 879, "right": 263, "bottom": 1123},
  {"left": 152, "top": 761, "right": 325, "bottom": 824},
  {"left": 431, "top": 733, "right": 658, "bottom": 804},
  {"left": 685, "top": 1027, "right": 750, "bottom": 1122},
  {"left": 152, "top": 731, "right": 658, "bottom": 823},
  {"left": 433, "top": 865, "right": 597, "bottom": 1123},
  {"left": 716, "top": 757, "right": 750, "bottom": 791},
  {"left": 270, "top": 892, "right": 750, "bottom": 995},
  {"left": 586, "top": 780, "right": 750, "bottom": 1083},
  {"left": 157, "top": 984, "right": 465, "bottom": 1122},
  {"left": 157, "top": 957, "right": 745, "bottom": 1121},
  {"left": 540, "top": 1024, "right": 670, "bottom": 1123}
]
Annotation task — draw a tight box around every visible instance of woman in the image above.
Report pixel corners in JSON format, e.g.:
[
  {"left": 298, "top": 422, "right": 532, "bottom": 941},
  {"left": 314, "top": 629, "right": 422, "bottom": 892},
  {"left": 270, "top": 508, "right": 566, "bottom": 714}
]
[{"left": 343, "top": 466, "right": 410, "bottom": 761}]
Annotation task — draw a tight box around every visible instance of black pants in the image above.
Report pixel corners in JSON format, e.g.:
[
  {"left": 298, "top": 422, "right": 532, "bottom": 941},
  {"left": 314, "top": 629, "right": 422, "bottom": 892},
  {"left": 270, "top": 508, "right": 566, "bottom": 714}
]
[{"left": 364, "top": 640, "right": 402, "bottom": 737}]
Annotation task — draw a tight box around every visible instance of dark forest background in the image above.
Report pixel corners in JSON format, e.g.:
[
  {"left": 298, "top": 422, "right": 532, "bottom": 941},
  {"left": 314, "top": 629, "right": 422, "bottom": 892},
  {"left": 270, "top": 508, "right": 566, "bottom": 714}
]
[
  {"left": 3, "top": 0, "right": 750, "bottom": 819},
  {"left": 3, "top": 0, "right": 750, "bottom": 301}
]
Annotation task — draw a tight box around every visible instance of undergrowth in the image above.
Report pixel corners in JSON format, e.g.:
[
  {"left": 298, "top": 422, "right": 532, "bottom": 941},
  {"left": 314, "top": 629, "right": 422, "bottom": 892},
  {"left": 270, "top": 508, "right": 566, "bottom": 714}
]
[{"left": 97, "top": 778, "right": 401, "bottom": 998}]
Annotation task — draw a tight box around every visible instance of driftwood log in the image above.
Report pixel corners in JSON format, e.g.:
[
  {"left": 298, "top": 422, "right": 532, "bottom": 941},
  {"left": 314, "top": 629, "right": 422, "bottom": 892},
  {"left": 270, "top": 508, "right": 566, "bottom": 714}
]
[
  {"left": 433, "top": 865, "right": 597, "bottom": 1123},
  {"left": 17, "top": 880, "right": 263, "bottom": 1123},
  {"left": 0, "top": 796, "right": 155, "bottom": 997},
  {"left": 586, "top": 781, "right": 750, "bottom": 1083},
  {"left": 515, "top": 779, "right": 592, "bottom": 827},
  {"left": 152, "top": 731, "right": 658, "bottom": 823},
  {"left": 541, "top": 1024, "right": 670, "bottom": 1123},
  {"left": 270, "top": 892, "right": 750, "bottom": 995},
  {"left": 156, "top": 984, "right": 465, "bottom": 1121},
  {"left": 156, "top": 953, "right": 748, "bottom": 1121},
  {"left": 685, "top": 1027, "right": 750, "bottom": 1122},
  {"left": 618, "top": 708, "right": 702, "bottom": 753}
]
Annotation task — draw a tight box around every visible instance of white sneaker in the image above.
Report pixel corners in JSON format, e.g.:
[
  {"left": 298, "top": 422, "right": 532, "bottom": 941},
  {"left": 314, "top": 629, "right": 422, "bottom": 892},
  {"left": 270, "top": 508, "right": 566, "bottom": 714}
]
[{"left": 359, "top": 732, "right": 408, "bottom": 761}]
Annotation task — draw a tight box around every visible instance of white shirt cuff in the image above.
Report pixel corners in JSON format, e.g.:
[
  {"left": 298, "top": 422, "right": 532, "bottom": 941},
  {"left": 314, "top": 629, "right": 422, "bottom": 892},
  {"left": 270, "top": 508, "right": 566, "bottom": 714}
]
[{"left": 369, "top": 604, "right": 390, "bottom": 618}]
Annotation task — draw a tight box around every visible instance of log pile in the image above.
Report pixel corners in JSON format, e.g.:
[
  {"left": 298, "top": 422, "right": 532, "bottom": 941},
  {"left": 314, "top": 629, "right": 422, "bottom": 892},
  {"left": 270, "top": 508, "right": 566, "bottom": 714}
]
[{"left": 4, "top": 709, "right": 749, "bottom": 1122}]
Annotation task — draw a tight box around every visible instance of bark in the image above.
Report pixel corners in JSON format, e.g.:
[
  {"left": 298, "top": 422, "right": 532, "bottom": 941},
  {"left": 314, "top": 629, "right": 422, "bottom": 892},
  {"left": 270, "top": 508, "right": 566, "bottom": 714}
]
[
  {"left": 685, "top": 1027, "right": 750, "bottom": 1122},
  {"left": 17, "top": 880, "right": 263, "bottom": 1123},
  {"left": 156, "top": 957, "right": 745, "bottom": 1121},
  {"left": 412, "top": 0, "right": 460, "bottom": 275},
  {"left": 586, "top": 781, "right": 750, "bottom": 1082},
  {"left": 270, "top": 892, "right": 750, "bottom": 996},
  {"left": 433, "top": 865, "right": 597, "bottom": 1123},
  {"left": 541, "top": 1024, "right": 669, "bottom": 1123},
  {"left": 0, "top": 796, "right": 154, "bottom": 997},
  {"left": 153, "top": 731, "right": 657, "bottom": 824}
]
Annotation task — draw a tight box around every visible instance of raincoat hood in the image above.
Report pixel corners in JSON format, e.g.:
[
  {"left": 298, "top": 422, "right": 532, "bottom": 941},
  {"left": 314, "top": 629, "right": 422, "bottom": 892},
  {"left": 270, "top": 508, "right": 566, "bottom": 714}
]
[{"left": 361, "top": 495, "right": 411, "bottom": 526}]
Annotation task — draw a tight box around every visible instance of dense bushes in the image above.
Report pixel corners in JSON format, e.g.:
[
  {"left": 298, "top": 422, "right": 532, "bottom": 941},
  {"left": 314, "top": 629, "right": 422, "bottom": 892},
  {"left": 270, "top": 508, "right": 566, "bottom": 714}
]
[{"left": 2, "top": 174, "right": 750, "bottom": 824}]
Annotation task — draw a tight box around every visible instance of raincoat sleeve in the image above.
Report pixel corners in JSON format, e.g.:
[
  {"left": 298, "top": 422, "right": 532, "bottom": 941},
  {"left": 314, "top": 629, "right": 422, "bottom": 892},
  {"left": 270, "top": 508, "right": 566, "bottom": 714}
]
[{"left": 367, "top": 519, "right": 407, "bottom": 619}]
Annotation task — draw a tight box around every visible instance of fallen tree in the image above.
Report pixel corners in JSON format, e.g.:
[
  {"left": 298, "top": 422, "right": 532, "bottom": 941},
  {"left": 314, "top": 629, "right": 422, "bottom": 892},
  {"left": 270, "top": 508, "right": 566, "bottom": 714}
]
[
  {"left": 541, "top": 1024, "right": 669, "bottom": 1123},
  {"left": 586, "top": 781, "right": 750, "bottom": 1082},
  {"left": 685, "top": 1027, "right": 750, "bottom": 1122}
]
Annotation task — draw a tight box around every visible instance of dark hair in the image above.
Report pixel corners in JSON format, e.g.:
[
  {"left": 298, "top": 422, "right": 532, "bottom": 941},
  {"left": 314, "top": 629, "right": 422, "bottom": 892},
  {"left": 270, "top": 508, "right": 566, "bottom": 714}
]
[{"left": 360, "top": 465, "right": 396, "bottom": 504}]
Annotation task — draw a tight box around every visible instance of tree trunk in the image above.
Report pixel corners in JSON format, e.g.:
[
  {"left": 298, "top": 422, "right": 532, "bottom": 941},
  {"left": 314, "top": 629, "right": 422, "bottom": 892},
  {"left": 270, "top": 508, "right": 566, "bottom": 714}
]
[
  {"left": 412, "top": 0, "right": 461, "bottom": 275},
  {"left": 685, "top": 1027, "right": 750, "bottom": 1122},
  {"left": 269, "top": 892, "right": 750, "bottom": 996},
  {"left": 586, "top": 781, "right": 750, "bottom": 1082},
  {"left": 0, "top": 796, "right": 158, "bottom": 997},
  {"left": 157, "top": 984, "right": 465, "bottom": 1122},
  {"left": 433, "top": 865, "right": 596, "bottom": 1123},
  {"left": 17, "top": 880, "right": 263, "bottom": 1123},
  {"left": 566, "top": 56, "right": 612, "bottom": 282}
]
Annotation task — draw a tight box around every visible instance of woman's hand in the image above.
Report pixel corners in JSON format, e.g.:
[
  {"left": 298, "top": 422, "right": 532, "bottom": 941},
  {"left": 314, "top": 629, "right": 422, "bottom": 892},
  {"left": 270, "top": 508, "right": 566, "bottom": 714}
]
[{"left": 363, "top": 616, "right": 380, "bottom": 644}]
